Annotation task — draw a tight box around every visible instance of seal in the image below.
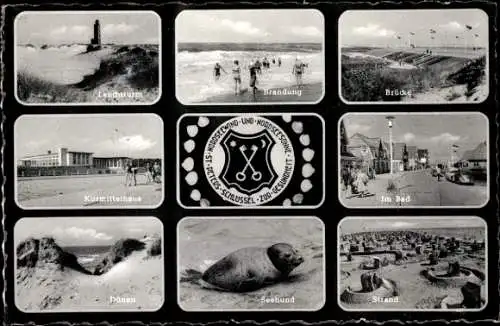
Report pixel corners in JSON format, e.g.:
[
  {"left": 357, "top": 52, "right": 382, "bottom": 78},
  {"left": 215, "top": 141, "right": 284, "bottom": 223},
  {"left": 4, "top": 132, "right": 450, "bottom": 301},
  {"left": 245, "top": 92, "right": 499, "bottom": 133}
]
[{"left": 181, "top": 243, "right": 304, "bottom": 292}]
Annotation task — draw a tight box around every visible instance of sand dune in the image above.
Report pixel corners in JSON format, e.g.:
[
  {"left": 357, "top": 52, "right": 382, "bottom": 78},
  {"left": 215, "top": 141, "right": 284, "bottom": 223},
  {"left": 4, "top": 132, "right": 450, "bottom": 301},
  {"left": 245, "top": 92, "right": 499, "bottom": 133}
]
[
  {"left": 16, "top": 236, "right": 163, "bottom": 312},
  {"left": 17, "top": 44, "right": 159, "bottom": 103}
]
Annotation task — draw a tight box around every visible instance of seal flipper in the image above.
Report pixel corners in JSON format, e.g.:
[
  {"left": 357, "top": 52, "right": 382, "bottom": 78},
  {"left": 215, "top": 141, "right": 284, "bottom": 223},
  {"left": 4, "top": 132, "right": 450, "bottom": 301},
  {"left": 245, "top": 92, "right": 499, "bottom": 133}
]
[{"left": 180, "top": 269, "right": 203, "bottom": 283}]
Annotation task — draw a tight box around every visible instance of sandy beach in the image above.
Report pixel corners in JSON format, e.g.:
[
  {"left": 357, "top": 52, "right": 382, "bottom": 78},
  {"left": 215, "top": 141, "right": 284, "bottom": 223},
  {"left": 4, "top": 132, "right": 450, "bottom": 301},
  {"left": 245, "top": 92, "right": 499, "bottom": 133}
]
[
  {"left": 340, "top": 253, "right": 486, "bottom": 310},
  {"left": 178, "top": 218, "right": 324, "bottom": 311},
  {"left": 17, "top": 174, "right": 163, "bottom": 208}
]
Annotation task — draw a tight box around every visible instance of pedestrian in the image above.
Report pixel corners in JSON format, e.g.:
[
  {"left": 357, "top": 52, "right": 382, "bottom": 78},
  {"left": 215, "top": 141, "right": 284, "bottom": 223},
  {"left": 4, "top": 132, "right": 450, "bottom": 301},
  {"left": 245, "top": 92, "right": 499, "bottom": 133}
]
[
  {"left": 146, "top": 162, "right": 154, "bottom": 184},
  {"left": 153, "top": 160, "right": 161, "bottom": 183},
  {"left": 342, "top": 166, "right": 351, "bottom": 196},
  {"left": 249, "top": 61, "right": 259, "bottom": 96},
  {"left": 354, "top": 168, "right": 369, "bottom": 198}
]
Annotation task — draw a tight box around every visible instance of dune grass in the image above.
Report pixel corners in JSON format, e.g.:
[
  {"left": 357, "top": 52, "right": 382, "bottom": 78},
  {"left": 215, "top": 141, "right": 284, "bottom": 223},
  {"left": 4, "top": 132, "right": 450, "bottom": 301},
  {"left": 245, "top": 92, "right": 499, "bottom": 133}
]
[
  {"left": 341, "top": 55, "right": 486, "bottom": 102},
  {"left": 17, "top": 71, "right": 87, "bottom": 103}
]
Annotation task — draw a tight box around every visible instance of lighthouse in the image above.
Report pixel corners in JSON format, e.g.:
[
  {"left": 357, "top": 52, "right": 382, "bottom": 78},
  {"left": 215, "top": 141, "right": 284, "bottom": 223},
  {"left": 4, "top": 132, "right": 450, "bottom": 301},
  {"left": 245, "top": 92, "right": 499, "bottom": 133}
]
[
  {"left": 93, "top": 20, "right": 101, "bottom": 46},
  {"left": 87, "top": 19, "right": 102, "bottom": 52}
]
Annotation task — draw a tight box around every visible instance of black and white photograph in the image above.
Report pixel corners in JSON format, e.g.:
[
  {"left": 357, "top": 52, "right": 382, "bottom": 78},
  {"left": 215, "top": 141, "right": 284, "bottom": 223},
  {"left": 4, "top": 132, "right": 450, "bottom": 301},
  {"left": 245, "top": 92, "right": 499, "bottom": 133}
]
[
  {"left": 175, "top": 9, "right": 325, "bottom": 105},
  {"left": 339, "top": 112, "right": 488, "bottom": 208},
  {"left": 178, "top": 217, "right": 325, "bottom": 311},
  {"left": 15, "top": 114, "right": 164, "bottom": 209},
  {"left": 339, "top": 9, "right": 488, "bottom": 103},
  {"left": 177, "top": 113, "right": 324, "bottom": 208},
  {"left": 15, "top": 11, "right": 161, "bottom": 105},
  {"left": 15, "top": 217, "right": 164, "bottom": 312},
  {"left": 338, "top": 216, "right": 486, "bottom": 311}
]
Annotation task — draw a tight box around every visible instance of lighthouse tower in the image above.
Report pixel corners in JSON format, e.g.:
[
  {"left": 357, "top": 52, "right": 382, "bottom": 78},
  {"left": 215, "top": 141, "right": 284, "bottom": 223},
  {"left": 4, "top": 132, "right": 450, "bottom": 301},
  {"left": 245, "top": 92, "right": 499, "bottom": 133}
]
[{"left": 87, "top": 19, "right": 102, "bottom": 52}]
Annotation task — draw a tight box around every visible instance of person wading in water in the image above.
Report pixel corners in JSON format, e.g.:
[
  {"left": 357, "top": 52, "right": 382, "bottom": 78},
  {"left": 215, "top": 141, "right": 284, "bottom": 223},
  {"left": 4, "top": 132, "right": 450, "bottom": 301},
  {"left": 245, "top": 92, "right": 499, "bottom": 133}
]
[{"left": 232, "top": 60, "right": 242, "bottom": 95}]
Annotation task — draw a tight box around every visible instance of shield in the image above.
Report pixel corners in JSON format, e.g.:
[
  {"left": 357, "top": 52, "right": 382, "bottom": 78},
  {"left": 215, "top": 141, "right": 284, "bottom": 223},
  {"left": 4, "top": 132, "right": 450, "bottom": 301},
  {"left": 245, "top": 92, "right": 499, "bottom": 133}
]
[{"left": 220, "top": 130, "right": 277, "bottom": 195}]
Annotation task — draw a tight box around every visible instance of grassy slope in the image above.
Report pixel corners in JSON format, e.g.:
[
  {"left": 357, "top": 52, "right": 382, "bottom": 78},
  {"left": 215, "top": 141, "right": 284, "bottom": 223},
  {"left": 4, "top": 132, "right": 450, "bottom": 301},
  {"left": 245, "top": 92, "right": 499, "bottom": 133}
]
[
  {"left": 17, "top": 45, "right": 159, "bottom": 103},
  {"left": 341, "top": 55, "right": 486, "bottom": 102}
]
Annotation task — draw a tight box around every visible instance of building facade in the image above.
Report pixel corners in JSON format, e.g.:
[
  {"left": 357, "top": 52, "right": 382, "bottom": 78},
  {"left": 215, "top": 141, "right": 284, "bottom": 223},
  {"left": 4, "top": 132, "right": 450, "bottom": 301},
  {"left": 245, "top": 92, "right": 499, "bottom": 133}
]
[
  {"left": 18, "top": 147, "right": 93, "bottom": 167},
  {"left": 347, "top": 133, "right": 390, "bottom": 174}
]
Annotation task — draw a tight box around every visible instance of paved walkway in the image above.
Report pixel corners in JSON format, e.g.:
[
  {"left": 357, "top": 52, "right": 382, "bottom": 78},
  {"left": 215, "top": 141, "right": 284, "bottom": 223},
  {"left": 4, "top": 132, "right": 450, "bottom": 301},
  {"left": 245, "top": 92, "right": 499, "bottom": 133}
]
[{"left": 341, "top": 170, "right": 486, "bottom": 207}]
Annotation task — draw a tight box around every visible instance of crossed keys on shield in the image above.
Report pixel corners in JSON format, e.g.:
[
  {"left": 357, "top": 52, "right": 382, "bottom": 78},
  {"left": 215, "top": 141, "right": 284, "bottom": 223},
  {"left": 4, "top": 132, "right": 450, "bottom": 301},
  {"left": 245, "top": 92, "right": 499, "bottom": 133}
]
[{"left": 236, "top": 144, "right": 262, "bottom": 182}]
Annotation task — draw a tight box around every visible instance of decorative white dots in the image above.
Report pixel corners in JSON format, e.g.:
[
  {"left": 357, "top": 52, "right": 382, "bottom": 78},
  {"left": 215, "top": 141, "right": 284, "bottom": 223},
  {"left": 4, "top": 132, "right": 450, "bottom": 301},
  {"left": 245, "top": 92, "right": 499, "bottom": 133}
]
[
  {"left": 292, "top": 121, "right": 304, "bottom": 134},
  {"left": 187, "top": 125, "right": 199, "bottom": 138},
  {"left": 302, "top": 163, "right": 315, "bottom": 178},
  {"left": 299, "top": 134, "right": 310, "bottom": 146},
  {"left": 301, "top": 179, "right": 313, "bottom": 192},
  {"left": 198, "top": 117, "right": 210, "bottom": 128},
  {"left": 302, "top": 148, "right": 315, "bottom": 162},
  {"left": 182, "top": 157, "right": 194, "bottom": 172},
  {"left": 185, "top": 171, "right": 198, "bottom": 186},
  {"left": 293, "top": 194, "right": 304, "bottom": 204},
  {"left": 184, "top": 140, "right": 195, "bottom": 153},
  {"left": 190, "top": 190, "right": 201, "bottom": 201}
]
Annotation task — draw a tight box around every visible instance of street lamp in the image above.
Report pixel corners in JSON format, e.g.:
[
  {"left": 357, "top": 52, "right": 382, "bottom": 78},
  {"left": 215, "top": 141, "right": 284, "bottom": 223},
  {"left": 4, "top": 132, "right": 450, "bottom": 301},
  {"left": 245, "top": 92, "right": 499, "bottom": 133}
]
[{"left": 386, "top": 116, "right": 395, "bottom": 175}]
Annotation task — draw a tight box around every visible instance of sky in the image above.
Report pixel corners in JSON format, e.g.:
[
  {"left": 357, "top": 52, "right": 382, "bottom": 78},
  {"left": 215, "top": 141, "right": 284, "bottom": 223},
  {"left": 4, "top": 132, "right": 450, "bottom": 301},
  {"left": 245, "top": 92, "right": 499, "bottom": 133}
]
[
  {"left": 15, "top": 217, "right": 162, "bottom": 247},
  {"left": 16, "top": 11, "right": 160, "bottom": 45},
  {"left": 342, "top": 113, "right": 487, "bottom": 162},
  {"left": 15, "top": 114, "right": 163, "bottom": 159},
  {"left": 340, "top": 9, "right": 488, "bottom": 48},
  {"left": 176, "top": 9, "right": 324, "bottom": 43},
  {"left": 339, "top": 217, "right": 485, "bottom": 234}
]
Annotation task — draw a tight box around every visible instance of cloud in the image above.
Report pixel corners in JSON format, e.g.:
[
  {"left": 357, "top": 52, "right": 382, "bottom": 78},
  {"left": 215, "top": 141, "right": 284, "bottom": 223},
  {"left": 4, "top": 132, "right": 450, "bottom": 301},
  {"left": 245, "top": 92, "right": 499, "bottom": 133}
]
[
  {"left": 50, "top": 25, "right": 90, "bottom": 37},
  {"left": 52, "top": 227, "right": 113, "bottom": 242},
  {"left": 353, "top": 24, "right": 396, "bottom": 37},
  {"left": 290, "top": 26, "right": 322, "bottom": 37},
  {"left": 348, "top": 123, "right": 371, "bottom": 134},
  {"left": 220, "top": 19, "right": 261, "bottom": 35},
  {"left": 430, "top": 133, "right": 461, "bottom": 143},
  {"left": 97, "top": 134, "right": 157, "bottom": 155},
  {"left": 439, "top": 21, "right": 479, "bottom": 31},
  {"left": 403, "top": 133, "right": 416, "bottom": 142},
  {"left": 102, "top": 23, "right": 138, "bottom": 36},
  {"left": 390, "top": 221, "right": 416, "bottom": 229}
]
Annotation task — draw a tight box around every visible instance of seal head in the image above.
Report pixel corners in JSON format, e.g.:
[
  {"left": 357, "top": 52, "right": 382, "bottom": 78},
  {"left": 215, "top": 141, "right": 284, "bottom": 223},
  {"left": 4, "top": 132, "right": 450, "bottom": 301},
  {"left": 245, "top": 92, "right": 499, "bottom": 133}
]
[{"left": 267, "top": 243, "right": 304, "bottom": 276}]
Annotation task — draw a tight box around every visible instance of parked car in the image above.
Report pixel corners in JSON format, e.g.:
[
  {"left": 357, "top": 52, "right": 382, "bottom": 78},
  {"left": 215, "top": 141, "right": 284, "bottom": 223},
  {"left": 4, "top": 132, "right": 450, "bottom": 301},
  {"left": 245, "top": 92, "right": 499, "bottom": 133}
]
[{"left": 445, "top": 168, "right": 474, "bottom": 185}]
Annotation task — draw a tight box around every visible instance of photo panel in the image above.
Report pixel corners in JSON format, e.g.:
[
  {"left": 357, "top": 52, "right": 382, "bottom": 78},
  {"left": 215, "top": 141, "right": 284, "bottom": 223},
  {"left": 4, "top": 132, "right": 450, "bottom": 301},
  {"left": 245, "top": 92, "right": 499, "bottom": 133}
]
[
  {"left": 175, "top": 9, "right": 325, "bottom": 105},
  {"left": 177, "top": 216, "right": 325, "bottom": 311},
  {"left": 177, "top": 113, "right": 324, "bottom": 208},
  {"left": 15, "top": 10, "right": 161, "bottom": 105},
  {"left": 339, "top": 9, "right": 489, "bottom": 104},
  {"left": 14, "top": 216, "right": 164, "bottom": 312},
  {"left": 15, "top": 114, "right": 164, "bottom": 209},
  {"left": 338, "top": 216, "right": 487, "bottom": 311},
  {"left": 339, "top": 112, "right": 489, "bottom": 208}
]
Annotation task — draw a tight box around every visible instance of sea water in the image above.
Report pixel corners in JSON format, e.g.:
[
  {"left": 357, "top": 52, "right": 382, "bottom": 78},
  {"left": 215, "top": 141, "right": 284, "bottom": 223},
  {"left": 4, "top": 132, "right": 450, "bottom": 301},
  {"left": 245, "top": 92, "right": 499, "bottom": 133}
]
[{"left": 176, "top": 44, "right": 324, "bottom": 103}]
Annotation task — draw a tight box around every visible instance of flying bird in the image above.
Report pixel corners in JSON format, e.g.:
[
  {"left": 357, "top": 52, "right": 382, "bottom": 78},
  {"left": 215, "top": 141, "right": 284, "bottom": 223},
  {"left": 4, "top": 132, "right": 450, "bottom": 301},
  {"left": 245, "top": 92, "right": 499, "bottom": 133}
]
[
  {"left": 465, "top": 25, "right": 473, "bottom": 30},
  {"left": 410, "top": 32, "right": 415, "bottom": 35},
  {"left": 430, "top": 29, "right": 436, "bottom": 34},
  {"left": 474, "top": 34, "right": 479, "bottom": 37}
]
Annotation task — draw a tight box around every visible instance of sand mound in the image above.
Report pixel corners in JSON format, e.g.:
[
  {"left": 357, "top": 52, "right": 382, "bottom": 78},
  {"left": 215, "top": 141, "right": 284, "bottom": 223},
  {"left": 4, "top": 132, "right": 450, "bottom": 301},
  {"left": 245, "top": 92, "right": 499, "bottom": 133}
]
[
  {"left": 93, "top": 238, "right": 146, "bottom": 275},
  {"left": 17, "top": 237, "right": 90, "bottom": 274}
]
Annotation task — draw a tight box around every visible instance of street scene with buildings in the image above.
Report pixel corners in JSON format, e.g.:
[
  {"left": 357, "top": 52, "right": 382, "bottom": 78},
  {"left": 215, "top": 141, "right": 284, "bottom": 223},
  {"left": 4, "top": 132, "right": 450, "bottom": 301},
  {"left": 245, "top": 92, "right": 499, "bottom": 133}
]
[
  {"left": 339, "top": 113, "right": 488, "bottom": 207},
  {"left": 15, "top": 114, "right": 163, "bottom": 208}
]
